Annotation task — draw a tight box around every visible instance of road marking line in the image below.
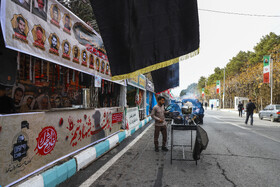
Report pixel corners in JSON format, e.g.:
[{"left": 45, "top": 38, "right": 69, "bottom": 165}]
[
  {"left": 209, "top": 115, "right": 248, "bottom": 130},
  {"left": 207, "top": 114, "right": 280, "bottom": 143},
  {"left": 79, "top": 122, "right": 154, "bottom": 187},
  {"left": 252, "top": 131, "right": 280, "bottom": 143}
]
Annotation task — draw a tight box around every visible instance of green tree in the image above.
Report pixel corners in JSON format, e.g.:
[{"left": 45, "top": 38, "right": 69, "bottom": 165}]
[
  {"left": 207, "top": 67, "right": 224, "bottom": 85},
  {"left": 250, "top": 32, "right": 280, "bottom": 64},
  {"left": 197, "top": 76, "right": 206, "bottom": 90},
  {"left": 225, "top": 51, "right": 252, "bottom": 77}
]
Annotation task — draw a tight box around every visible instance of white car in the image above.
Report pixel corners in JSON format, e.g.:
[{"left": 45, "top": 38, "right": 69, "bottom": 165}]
[{"left": 259, "top": 104, "right": 280, "bottom": 122}]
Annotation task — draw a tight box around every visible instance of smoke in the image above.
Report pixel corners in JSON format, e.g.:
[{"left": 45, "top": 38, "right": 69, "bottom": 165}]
[{"left": 180, "top": 93, "right": 201, "bottom": 108}]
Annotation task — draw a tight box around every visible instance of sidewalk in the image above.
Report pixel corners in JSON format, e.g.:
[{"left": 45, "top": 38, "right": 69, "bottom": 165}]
[
  {"left": 16, "top": 117, "right": 153, "bottom": 187},
  {"left": 220, "top": 108, "right": 259, "bottom": 118}
]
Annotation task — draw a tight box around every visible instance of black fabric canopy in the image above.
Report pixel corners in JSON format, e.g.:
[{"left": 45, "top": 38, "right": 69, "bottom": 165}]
[
  {"left": 151, "top": 63, "right": 179, "bottom": 93},
  {"left": 90, "top": 0, "right": 199, "bottom": 80}
]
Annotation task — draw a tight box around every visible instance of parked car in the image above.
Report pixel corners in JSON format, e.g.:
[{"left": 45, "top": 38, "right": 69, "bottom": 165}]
[{"left": 259, "top": 104, "right": 280, "bottom": 122}]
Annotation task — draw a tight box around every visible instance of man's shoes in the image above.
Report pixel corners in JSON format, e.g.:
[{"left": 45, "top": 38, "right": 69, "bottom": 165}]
[
  {"left": 155, "top": 147, "right": 159, "bottom": 152},
  {"left": 162, "top": 147, "right": 169, "bottom": 152}
]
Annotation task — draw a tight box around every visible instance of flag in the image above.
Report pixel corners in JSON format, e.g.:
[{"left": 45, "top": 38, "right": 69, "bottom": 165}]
[
  {"left": 263, "top": 55, "right": 270, "bottom": 83},
  {"left": 152, "top": 63, "right": 179, "bottom": 93},
  {"left": 216, "top": 80, "right": 220, "bottom": 94},
  {"left": 90, "top": 0, "right": 199, "bottom": 80},
  {"left": 202, "top": 88, "right": 205, "bottom": 97}
]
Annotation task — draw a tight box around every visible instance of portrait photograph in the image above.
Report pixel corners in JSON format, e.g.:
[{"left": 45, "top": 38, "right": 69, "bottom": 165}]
[
  {"left": 72, "top": 45, "right": 80, "bottom": 64},
  {"left": 48, "top": 33, "right": 60, "bottom": 56},
  {"left": 81, "top": 50, "right": 87, "bottom": 67},
  {"left": 89, "top": 54, "right": 94, "bottom": 69},
  {"left": 50, "top": 4, "right": 61, "bottom": 28},
  {"left": 63, "top": 14, "right": 72, "bottom": 34},
  {"left": 32, "top": 25, "right": 46, "bottom": 50},
  {"left": 62, "top": 40, "right": 71, "bottom": 60},
  {"left": 12, "top": 0, "right": 31, "bottom": 11},
  {"left": 11, "top": 14, "right": 29, "bottom": 43},
  {"left": 32, "top": 0, "right": 48, "bottom": 21},
  {"left": 95, "top": 58, "right": 100, "bottom": 72}
]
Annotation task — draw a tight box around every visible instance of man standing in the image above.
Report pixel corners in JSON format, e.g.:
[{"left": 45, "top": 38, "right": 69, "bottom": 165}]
[
  {"left": 151, "top": 96, "right": 168, "bottom": 152},
  {"left": 245, "top": 100, "right": 256, "bottom": 125},
  {"left": 238, "top": 101, "right": 244, "bottom": 117}
]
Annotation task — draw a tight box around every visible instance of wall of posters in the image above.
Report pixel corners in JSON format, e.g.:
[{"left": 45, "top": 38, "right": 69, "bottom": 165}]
[
  {"left": 0, "top": 107, "right": 123, "bottom": 186},
  {"left": 0, "top": 0, "right": 111, "bottom": 79}
]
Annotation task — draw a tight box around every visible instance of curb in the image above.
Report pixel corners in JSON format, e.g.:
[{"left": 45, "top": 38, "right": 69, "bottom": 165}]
[{"left": 17, "top": 116, "right": 153, "bottom": 187}]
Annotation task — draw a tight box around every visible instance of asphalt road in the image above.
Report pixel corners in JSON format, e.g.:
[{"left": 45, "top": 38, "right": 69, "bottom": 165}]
[{"left": 60, "top": 110, "right": 280, "bottom": 187}]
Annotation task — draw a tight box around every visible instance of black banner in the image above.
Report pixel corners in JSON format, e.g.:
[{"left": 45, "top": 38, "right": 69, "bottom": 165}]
[
  {"left": 152, "top": 63, "right": 179, "bottom": 93},
  {"left": 90, "top": 0, "right": 199, "bottom": 80}
]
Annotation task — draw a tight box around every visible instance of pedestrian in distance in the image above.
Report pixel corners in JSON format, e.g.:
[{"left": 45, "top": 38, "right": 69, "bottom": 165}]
[
  {"left": 238, "top": 101, "right": 244, "bottom": 117},
  {"left": 151, "top": 96, "right": 168, "bottom": 152},
  {"left": 211, "top": 103, "right": 214, "bottom": 110},
  {"left": 245, "top": 100, "right": 256, "bottom": 125},
  {"left": 205, "top": 102, "right": 208, "bottom": 110}
]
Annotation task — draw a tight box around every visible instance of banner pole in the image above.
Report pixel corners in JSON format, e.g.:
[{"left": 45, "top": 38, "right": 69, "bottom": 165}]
[
  {"left": 270, "top": 57, "right": 273, "bottom": 105},
  {"left": 223, "top": 69, "right": 225, "bottom": 109}
]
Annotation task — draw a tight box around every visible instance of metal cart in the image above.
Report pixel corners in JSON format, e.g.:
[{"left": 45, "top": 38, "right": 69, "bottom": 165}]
[{"left": 170, "top": 124, "right": 198, "bottom": 165}]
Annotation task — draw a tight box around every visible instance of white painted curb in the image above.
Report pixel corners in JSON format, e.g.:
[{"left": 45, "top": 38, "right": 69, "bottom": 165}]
[
  {"left": 74, "top": 147, "right": 97, "bottom": 171},
  {"left": 17, "top": 175, "right": 44, "bottom": 187},
  {"left": 108, "top": 134, "right": 119, "bottom": 149}
]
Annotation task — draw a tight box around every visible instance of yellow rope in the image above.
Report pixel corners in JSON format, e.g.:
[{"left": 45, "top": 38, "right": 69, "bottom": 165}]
[{"left": 111, "top": 48, "right": 199, "bottom": 81}]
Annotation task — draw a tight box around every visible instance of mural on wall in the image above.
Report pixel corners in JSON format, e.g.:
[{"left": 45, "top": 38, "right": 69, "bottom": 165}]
[
  {"left": 66, "top": 110, "right": 115, "bottom": 147},
  {"left": 6, "top": 121, "right": 33, "bottom": 176},
  {"left": 0, "top": 107, "right": 123, "bottom": 186},
  {"left": 34, "top": 126, "right": 58, "bottom": 156}
]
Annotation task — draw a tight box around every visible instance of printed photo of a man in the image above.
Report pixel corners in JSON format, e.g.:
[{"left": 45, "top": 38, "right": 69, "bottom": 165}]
[
  {"left": 13, "top": 16, "right": 27, "bottom": 37},
  {"left": 12, "top": 0, "right": 30, "bottom": 11},
  {"left": 50, "top": 4, "right": 60, "bottom": 27},
  {"left": 35, "top": 26, "right": 44, "bottom": 45},
  {"left": 32, "top": 0, "right": 48, "bottom": 21},
  {"left": 50, "top": 34, "right": 58, "bottom": 50},
  {"left": 63, "top": 14, "right": 72, "bottom": 34}
]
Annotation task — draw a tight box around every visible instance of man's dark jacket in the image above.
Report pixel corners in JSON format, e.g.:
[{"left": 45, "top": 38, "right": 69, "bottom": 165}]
[
  {"left": 238, "top": 103, "right": 243, "bottom": 111},
  {"left": 246, "top": 102, "right": 256, "bottom": 114}
]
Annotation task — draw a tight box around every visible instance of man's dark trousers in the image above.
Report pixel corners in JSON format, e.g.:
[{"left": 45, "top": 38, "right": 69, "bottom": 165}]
[
  {"left": 239, "top": 110, "right": 242, "bottom": 117},
  {"left": 154, "top": 126, "right": 167, "bottom": 148},
  {"left": 245, "top": 112, "right": 253, "bottom": 125}
]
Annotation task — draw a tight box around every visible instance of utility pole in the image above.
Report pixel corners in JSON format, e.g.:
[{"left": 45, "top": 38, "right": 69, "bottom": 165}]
[{"left": 223, "top": 68, "right": 225, "bottom": 109}]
